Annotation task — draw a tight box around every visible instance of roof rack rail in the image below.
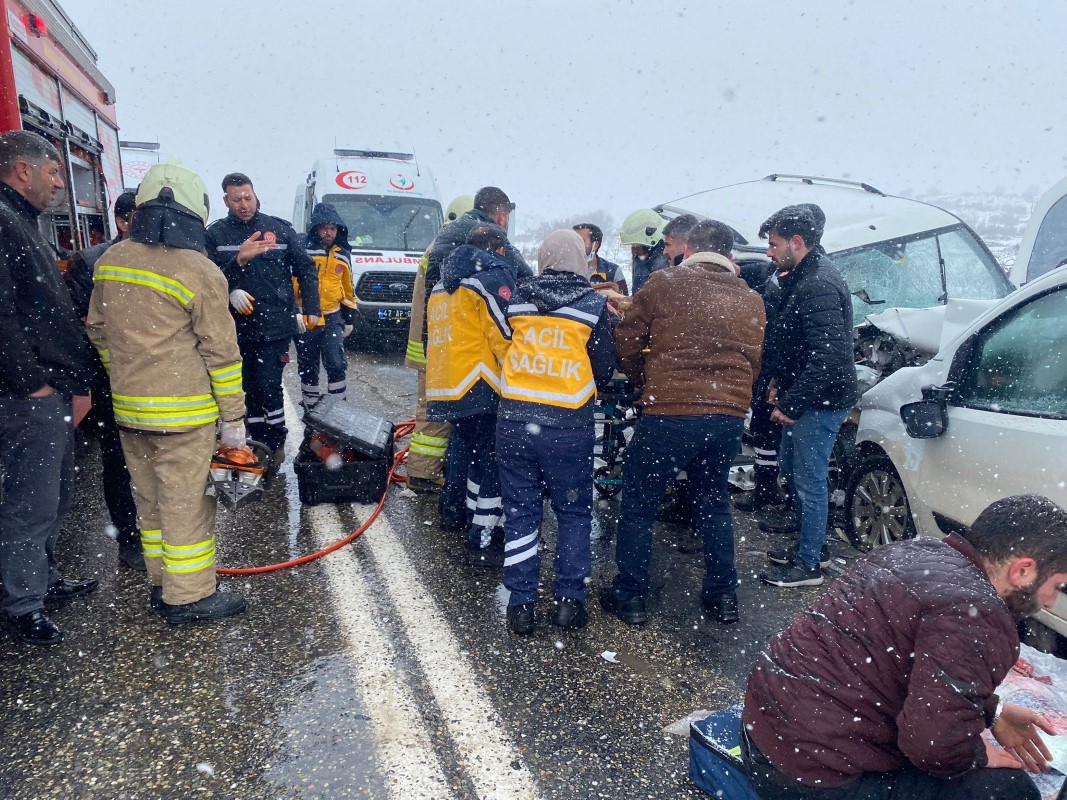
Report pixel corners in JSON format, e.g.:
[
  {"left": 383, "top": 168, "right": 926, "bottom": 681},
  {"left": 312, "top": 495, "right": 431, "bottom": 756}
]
[
  {"left": 333, "top": 149, "right": 414, "bottom": 161},
  {"left": 763, "top": 174, "right": 886, "bottom": 197},
  {"left": 120, "top": 141, "right": 160, "bottom": 151}
]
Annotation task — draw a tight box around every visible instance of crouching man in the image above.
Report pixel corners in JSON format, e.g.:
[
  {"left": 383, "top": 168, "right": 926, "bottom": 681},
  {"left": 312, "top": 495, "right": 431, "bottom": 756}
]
[
  {"left": 742, "top": 494, "right": 1067, "bottom": 800},
  {"left": 87, "top": 162, "right": 247, "bottom": 624}
]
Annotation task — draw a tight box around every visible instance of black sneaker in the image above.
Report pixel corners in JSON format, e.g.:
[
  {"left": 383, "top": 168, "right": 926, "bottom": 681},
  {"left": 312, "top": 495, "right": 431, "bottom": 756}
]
[
  {"left": 758, "top": 509, "right": 799, "bottom": 534},
  {"left": 760, "top": 559, "right": 824, "bottom": 588},
  {"left": 5, "top": 610, "right": 63, "bottom": 646},
  {"left": 159, "top": 590, "right": 246, "bottom": 625},
  {"left": 598, "top": 588, "right": 648, "bottom": 625},
  {"left": 701, "top": 591, "right": 740, "bottom": 624},
  {"left": 552, "top": 598, "right": 588, "bottom": 630},
  {"left": 507, "top": 603, "right": 536, "bottom": 635},
  {"left": 767, "top": 544, "right": 831, "bottom": 569}
]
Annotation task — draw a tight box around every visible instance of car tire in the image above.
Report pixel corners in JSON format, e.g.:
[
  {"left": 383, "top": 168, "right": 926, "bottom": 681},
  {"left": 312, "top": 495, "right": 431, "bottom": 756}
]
[{"left": 844, "top": 454, "right": 917, "bottom": 552}]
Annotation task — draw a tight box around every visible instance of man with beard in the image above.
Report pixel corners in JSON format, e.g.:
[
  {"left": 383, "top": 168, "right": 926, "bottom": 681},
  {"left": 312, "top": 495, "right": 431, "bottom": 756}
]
[{"left": 742, "top": 494, "right": 1067, "bottom": 800}]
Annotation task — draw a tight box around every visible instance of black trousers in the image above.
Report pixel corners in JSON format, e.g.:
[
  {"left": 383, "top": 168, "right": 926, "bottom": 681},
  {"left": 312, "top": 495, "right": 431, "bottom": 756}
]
[
  {"left": 241, "top": 337, "right": 291, "bottom": 453},
  {"left": 93, "top": 370, "right": 138, "bottom": 544},
  {"left": 741, "top": 728, "right": 1040, "bottom": 800}
]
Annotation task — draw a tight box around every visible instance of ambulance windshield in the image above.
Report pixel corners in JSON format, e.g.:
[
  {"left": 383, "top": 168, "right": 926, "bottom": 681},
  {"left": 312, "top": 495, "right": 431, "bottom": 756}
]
[{"left": 323, "top": 195, "right": 443, "bottom": 252}]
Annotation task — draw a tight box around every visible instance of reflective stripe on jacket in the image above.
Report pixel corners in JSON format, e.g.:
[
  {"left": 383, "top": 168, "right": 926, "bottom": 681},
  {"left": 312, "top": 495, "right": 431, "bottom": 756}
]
[
  {"left": 405, "top": 252, "right": 430, "bottom": 369},
  {"left": 86, "top": 240, "right": 246, "bottom": 433},
  {"left": 295, "top": 244, "right": 357, "bottom": 327},
  {"left": 494, "top": 272, "right": 617, "bottom": 429},
  {"left": 425, "top": 270, "right": 512, "bottom": 421}
]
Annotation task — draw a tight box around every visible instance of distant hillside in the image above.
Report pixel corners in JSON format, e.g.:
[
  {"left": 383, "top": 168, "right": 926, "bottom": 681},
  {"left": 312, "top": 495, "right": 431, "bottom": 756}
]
[{"left": 915, "top": 191, "right": 1035, "bottom": 267}]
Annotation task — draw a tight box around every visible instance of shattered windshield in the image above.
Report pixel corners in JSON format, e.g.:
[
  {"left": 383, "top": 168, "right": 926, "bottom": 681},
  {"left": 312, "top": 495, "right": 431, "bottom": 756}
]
[
  {"left": 322, "top": 195, "right": 442, "bottom": 252},
  {"left": 833, "top": 224, "right": 1012, "bottom": 325}
]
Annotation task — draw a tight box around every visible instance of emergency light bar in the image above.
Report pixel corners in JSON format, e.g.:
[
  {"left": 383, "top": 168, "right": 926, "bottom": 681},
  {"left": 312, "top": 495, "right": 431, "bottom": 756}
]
[{"left": 333, "top": 149, "right": 414, "bottom": 161}]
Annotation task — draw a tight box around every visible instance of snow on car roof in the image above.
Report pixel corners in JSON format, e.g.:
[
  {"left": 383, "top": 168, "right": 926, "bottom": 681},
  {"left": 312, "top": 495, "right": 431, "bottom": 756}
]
[{"left": 659, "top": 175, "right": 964, "bottom": 255}]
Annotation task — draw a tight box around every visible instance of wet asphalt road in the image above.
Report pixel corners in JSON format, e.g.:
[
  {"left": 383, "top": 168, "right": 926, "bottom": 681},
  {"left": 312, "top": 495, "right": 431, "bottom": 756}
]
[{"left": 0, "top": 343, "right": 862, "bottom": 799}]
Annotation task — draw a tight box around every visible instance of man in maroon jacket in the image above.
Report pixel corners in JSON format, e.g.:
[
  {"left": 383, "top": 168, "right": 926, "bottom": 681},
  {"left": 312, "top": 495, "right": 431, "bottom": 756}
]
[{"left": 742, "top": 494, "right": 1067, "bottom": 800}]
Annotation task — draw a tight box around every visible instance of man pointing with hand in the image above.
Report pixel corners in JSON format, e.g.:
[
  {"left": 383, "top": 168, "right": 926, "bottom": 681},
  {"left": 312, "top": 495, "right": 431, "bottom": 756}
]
[{"left": 206, "top": 173, "right": 319, "bottom": 463}]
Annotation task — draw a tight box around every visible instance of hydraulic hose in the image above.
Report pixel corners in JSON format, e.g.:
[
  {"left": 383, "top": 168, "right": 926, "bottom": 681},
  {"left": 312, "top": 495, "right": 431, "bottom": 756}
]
[{"left": 217, "top": 418, "right": 417, "bottom": 576}]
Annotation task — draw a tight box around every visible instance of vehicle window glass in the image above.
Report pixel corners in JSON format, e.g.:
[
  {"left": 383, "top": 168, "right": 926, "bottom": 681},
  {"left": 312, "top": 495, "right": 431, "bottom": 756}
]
[
  {"left": 835, "top": 234, "right": 946, "bottom": 325},
  {"left": 939, "top": 228, "right": 1012, "bottom": 301},
  {"left": 323, "top": 195, "right": 442, "bottom": 252},
  {"left": 955, "top": 287, "right": 1067, "bottom": 418},
  {"left": 834, "top": 226, "right": 1011, "bottom": 326},
  {"left": 1029, "top": 195, "right": 1067, "bottom": 283}
]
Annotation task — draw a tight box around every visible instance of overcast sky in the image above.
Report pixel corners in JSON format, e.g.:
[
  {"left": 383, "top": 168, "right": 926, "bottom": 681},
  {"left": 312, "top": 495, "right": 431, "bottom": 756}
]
[{"left": 63, "top": 0, "right": 1067, "bottom": 229}]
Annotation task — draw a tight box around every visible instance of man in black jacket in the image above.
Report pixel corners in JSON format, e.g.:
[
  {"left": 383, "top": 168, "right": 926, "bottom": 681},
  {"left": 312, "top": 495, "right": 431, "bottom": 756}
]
[
  {"left": 206, "top": 173, "right": 319, "bottom": 457},
  {"left": 0, "top": 130, "right": 97, "bottom": 646},
  {"left": 758, "top": 205, "right": 857, "bottom": 588}
]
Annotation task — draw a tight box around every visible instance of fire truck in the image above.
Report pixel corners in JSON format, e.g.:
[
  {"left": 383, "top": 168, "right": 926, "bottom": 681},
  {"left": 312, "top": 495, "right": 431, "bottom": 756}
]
[{"left": 0, "top": 0, "right": 123, "bottom": 250}]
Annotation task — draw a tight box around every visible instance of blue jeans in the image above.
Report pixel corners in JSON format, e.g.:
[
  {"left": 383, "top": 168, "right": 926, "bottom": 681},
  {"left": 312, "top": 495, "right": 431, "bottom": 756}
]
[
  {"left": 294, "top": 311, "right": 348, "bottom": 408},
  {"left": 0, "top": 394, "right": 75, "bottom": 616},
  {"left": 613, "top": 414, "right": 744, "bottom": 601},
  {"left": 497, "top": 420, "right": 593, "bottom": 605},
  {"left": 778, "top": 407, "right": 849, "bottom": 569}
]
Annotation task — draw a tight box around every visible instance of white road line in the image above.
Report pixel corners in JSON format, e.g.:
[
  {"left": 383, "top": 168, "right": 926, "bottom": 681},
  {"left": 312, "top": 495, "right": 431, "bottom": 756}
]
[
  {"left": 353, "top": 509, "right": 542, "bottom": 799},
  {"left": 283, "top": 388, "right": 542, "bottom": 799},
  {"left": 282, "top": 398, "right": 454, "bottom": 800}
]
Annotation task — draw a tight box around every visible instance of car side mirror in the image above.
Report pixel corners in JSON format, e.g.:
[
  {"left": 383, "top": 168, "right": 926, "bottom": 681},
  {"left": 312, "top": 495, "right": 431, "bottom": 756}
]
[
  {"left": 900, "top": 399, "right": 947, "bottom": 438},
  {"left": 900, "top": 386, "right": 951, "bottom": 441},
  {"left": 900, "top": 384, "right": 954, "bottom": 439}
]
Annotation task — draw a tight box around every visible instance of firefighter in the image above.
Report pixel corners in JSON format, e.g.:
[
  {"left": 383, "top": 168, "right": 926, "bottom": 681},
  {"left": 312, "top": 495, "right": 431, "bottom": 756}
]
[
  {"left": 425, "top": 224, "right": 516, "bottom": 569},
  {"left": 294, "top": 202, "right": 357, "bottom": 412},
  {"left": 493, "top": 229, "right": 618, "bottom": 634},
  {"left": 619, "top": 208, "right": 668, "bottom": 294},
  {"left": 86, "top": 161, "right": 248, "bottom": 624},
  {"left": 205, "top": 173, "right": 319, "bottom": 462},
  {"left": 404, "top": 195, "right": 474, "bottom": 492}
]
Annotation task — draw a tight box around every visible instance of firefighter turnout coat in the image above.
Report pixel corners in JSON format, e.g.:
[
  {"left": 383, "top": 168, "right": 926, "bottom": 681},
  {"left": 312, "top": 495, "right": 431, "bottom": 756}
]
[
  {"left": 86, "top": 240, "right": 246, "bottom": 432},
  {"left": 425, "top": 245, "right": 516, "bottom": 422}
]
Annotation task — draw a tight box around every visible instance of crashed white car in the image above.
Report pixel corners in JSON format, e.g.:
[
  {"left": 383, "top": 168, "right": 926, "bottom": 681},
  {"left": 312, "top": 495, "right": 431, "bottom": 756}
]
[
  {"left": 846, "top": 264, "right": 1067, "bottom": 634},
  {"left": 659, "top": 174, "right": 1016, "bottom": 488}
]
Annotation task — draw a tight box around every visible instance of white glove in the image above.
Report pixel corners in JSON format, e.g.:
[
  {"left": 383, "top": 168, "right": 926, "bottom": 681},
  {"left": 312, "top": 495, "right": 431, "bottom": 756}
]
[
  {"left": 295, "top": 314, "right": 308, "bottom": 334},
  {"left": 343, "top": 324, "right": 354, "bottom": 338},
  {"left": 229, "top": 289, "right": 255, "bottom": 315},
  {"left": 219, "top": 420, "right": 246, "bottom": 449}
]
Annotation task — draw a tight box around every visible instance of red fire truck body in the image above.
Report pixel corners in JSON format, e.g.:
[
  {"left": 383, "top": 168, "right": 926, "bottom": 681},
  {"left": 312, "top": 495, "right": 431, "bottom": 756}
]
[{"left": 0, "top": 0, "right": 122, "bottom": 251}]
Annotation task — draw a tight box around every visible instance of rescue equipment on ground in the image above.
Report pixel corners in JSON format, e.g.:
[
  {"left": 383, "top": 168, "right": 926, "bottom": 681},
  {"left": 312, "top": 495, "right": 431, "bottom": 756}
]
[
  {"left": 206, "top": 440, "right": 272, "bottom": 509},
  {"left": 294, "top": 394, "right": 395, "bottom": 505}
]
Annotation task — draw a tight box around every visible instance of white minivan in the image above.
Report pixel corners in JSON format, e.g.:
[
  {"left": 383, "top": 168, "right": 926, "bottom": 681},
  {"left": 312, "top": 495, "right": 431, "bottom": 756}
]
[
  {"left": 293, "top": 149, "right": 444, "bottom": 339},
  {"left": 846, "top": 265, "right": 1067, "bottom": 635}
]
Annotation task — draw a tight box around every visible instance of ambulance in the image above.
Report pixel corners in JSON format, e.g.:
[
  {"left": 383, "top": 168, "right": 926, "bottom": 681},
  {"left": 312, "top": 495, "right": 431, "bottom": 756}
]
[{"left": 293, "top": 149, "right": 444, "bottom": 338}]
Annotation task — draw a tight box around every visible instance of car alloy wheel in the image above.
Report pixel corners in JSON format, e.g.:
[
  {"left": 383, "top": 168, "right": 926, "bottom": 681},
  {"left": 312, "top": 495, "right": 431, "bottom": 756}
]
[{"left": 845, "top": 454, "right": 916, "bottom": 552}]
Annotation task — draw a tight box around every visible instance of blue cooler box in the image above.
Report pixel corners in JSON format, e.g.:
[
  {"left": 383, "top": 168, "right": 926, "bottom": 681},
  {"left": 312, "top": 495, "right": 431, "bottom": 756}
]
[{"left": 689, "top": 705, "right": 760, "bottom": 800}]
